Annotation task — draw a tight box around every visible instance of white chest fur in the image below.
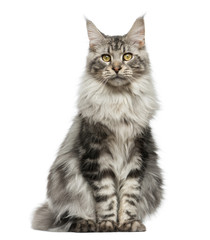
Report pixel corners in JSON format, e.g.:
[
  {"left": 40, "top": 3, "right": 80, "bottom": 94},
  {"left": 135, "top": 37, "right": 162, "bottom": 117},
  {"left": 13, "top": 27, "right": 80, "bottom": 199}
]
[{"left": 78, "top": 74, "right": 158, "bottom": 137}]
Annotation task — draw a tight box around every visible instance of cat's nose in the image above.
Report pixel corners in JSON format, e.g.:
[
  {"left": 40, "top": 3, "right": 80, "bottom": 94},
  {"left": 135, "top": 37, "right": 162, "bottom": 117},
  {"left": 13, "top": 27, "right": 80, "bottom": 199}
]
[{"left": 112, "top": 66, "right": 122, "bottom": 73}]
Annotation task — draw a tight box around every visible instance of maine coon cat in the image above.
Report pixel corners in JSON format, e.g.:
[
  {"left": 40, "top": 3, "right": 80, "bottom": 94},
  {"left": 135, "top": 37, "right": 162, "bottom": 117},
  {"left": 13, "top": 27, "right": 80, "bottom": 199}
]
[{"left": 32, "top": 16, "right": 163, "bottom": 232}]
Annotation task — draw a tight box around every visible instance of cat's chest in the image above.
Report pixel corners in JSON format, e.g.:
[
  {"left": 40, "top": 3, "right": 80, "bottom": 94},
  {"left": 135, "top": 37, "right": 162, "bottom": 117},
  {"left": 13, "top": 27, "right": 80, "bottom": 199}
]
[
  {"left": 101, "top": 95, "right": 138, "bottom": 122},
  {"left": 106, "top": 123, "right": 138, "bottom": 179},
  {"left": 86, "top": 89, "right": 143, "bottom": 125}
]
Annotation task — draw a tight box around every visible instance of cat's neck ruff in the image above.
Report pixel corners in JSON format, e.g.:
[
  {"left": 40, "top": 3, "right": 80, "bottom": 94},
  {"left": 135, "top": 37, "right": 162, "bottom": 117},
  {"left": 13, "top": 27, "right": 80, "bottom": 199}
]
[{"left": 78, "top": 73, "right": 158, "bottom": 137}]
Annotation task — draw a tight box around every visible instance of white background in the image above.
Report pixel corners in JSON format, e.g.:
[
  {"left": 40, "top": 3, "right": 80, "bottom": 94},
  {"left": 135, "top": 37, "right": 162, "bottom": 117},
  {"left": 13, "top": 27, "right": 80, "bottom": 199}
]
[{"left": 0, "top": 0, "right": 210, "bottom": 239}]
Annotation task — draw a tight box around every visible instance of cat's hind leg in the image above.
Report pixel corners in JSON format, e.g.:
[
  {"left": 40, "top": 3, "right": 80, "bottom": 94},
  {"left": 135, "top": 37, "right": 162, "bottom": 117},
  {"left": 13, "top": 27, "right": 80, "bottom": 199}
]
[{"left": 32, "top": 203, "right": 97, "bottom": 232}]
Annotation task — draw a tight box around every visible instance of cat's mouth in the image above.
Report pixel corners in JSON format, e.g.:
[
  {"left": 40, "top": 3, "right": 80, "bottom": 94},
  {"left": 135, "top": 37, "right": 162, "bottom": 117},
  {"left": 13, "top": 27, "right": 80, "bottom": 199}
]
[
  {"left": 107, "top": 75, "right": 130, "bottom": 87},
  {"left": 110, "top": 75, "right": 127, "bottom": 81}
]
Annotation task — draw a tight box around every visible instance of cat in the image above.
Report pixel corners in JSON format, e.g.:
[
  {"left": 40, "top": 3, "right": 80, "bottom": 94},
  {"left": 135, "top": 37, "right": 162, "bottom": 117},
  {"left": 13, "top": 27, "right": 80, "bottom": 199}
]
[{"left": 32, "top": 16, "right": 163, "bottom": 232}]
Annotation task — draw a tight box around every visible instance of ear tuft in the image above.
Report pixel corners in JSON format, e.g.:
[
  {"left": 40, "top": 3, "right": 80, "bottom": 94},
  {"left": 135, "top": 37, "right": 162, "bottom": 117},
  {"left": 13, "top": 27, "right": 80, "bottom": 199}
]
[
  {"left": 126, "top": 17, "right": 145, "bottom": 48},
  {"left": 86, "top": 19, "right": 105, "bottom": 50}
]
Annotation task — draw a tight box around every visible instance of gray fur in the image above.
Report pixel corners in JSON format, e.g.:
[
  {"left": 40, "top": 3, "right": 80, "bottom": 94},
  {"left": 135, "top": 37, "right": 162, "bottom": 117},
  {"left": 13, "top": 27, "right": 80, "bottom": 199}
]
[
  {"left": 32, "top": 16, "right": 163, "bottom": 232},
  {"left": 32, "top": 202, "right": 54, "bottom": 231}
]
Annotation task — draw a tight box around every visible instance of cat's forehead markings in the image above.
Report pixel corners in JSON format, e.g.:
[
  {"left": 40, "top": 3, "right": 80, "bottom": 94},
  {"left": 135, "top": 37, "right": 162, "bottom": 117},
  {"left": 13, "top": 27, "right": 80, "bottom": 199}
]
[{"left": 108, "top": 37, "right": 125, "bottom": 51}]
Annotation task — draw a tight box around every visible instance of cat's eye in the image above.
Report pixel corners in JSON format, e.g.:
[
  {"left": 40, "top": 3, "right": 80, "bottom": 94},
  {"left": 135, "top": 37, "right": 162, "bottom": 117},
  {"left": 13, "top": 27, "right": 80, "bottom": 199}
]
[
  {"left": 102, "top": 54, "right": 111, "bottom": 62},
  {"left": 123, "top": 53, "right": 133, "bottom": 61}
]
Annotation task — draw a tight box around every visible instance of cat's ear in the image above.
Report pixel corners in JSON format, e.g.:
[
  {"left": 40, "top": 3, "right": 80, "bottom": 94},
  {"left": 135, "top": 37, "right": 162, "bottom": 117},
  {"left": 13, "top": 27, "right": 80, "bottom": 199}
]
[
  {"left": 86, "top": 19, "right": 105, "bottom": 50},
  {"left": 126, "top": 17, "right": 145, "bottom": 48}
]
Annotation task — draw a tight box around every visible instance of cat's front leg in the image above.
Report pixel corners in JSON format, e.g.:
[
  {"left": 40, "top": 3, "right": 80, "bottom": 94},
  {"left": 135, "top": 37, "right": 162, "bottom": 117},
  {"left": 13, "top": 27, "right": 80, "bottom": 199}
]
[
  {"left": 82, "top": 156, "right": 118, "bottom": 232},
  {"left": 94, "top": 172, "right": 118, "bottom": 232},
  {"left": 118, "top": 168, "right": 146, "bottom": 232},
  {"left": 79, "top": 121, "right": 118, "bottom": 232}
]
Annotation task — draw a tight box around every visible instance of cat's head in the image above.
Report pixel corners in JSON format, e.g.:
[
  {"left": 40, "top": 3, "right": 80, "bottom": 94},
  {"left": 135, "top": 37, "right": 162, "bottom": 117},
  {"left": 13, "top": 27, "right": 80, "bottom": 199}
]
[{"left": 86, "top": 17, "right": 150, "bottom": 88}]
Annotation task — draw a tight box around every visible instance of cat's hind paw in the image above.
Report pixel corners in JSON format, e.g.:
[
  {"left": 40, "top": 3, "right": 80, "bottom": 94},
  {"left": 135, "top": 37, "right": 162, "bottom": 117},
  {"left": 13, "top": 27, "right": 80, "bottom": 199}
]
[
  {"left": 118, "top": 220, "right": 146, "bottom": 232},
  {"left": 68, "top": 219, "right": 96, "bottom": 232}
]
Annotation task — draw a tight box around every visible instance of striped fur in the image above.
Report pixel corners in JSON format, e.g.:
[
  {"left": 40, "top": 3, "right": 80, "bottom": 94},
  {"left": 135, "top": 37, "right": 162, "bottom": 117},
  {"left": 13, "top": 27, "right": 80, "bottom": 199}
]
[{"left": 32, "top": 17, "right": 163, "bottom": 232}]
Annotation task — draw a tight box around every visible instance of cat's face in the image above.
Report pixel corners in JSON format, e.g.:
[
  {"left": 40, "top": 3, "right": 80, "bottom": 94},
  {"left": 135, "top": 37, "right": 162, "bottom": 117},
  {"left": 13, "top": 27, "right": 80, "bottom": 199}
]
[{"left": 86, "top": 17, "right": 150, "bottom": 88}]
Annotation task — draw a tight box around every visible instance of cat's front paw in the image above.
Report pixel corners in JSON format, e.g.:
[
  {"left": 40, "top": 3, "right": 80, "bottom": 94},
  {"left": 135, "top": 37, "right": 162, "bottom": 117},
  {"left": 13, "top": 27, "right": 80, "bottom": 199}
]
[
  {"left": 98, "top": 220, "right": 118, "bottom": 232},
  {"left": 69, "top": 219, "right": 96, "bottom": 232},
  {"left": 118, "top": 220, "right": 146, "bottom": 232}
]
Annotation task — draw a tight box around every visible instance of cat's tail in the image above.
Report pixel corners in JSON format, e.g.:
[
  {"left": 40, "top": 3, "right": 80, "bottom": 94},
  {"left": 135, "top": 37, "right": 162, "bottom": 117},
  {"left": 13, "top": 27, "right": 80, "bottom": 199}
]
[{"left": 32, "top": 202, "right": 54, "bottom": 231}]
